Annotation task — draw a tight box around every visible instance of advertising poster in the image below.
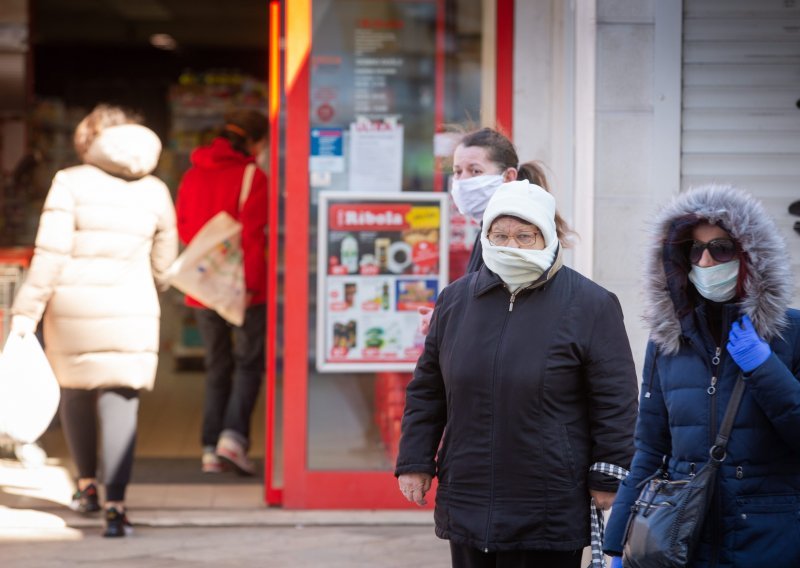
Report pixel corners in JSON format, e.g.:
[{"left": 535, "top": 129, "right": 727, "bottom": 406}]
[{"left": 317, "top": 192, "right": 449, "bottom": 372}]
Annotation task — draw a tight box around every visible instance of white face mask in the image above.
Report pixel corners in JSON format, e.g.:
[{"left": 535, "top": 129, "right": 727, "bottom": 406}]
[
  {"left": 451, "top": 174, "right": 505, "bottom": 221},
  {"left": 480, "top": 234, "right": 558, "bottom": 286},
  {"left": 688, "top": 259, "right": 740, "bottom": 302}
]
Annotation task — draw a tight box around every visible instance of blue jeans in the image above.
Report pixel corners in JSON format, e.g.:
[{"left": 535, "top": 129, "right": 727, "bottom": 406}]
[{"left": 194, "top": 305, "right": 266, "bottom": 450}]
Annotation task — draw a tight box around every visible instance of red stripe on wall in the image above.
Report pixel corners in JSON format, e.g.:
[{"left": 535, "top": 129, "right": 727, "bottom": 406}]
[{"left": 496, "top": 0, "right": 514, "bottom": 136}]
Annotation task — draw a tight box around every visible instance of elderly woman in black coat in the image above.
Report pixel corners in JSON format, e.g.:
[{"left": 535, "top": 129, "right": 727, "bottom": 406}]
[{"left": 395, "top": 180, "right": 639, "bottom": 568}]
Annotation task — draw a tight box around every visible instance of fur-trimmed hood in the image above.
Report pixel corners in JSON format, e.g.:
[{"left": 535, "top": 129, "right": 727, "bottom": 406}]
[{"left": 644, "top": 184, "right": 793, "bottom": 354}]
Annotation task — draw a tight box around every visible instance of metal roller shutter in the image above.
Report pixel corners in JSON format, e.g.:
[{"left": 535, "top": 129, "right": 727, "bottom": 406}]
[{"left": 682, "top": 0, "right": 800, "bottom": 299}]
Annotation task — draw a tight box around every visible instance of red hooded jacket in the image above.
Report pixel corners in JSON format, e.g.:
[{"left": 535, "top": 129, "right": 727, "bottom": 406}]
[{"left": 176, "top": 137, "right": 268, "bottom": 307}]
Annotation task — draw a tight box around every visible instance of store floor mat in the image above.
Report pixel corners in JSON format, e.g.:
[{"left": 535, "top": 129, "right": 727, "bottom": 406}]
[{"left": 131, "top": 458, "right": 263, "bottom": 484}]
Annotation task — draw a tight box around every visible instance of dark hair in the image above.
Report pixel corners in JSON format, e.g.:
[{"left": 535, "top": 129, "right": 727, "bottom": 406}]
[
  {"left": 458, "top": 127, "right": 576, "bottom": 247},
  {"left": 220, "top": 109, "right": 269, "bottom": 156}
]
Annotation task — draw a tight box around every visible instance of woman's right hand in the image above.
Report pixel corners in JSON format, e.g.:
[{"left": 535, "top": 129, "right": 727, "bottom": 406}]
[
  {"left": 398, "top": 472, "right": 432, "bottom": 506},
  {"left": 417, "top": 307, "right": 434, "bottom": 336}
]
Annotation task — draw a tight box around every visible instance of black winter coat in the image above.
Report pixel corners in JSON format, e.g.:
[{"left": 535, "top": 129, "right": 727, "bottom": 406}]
[{"left": 395, "top": 262, "right": 639, "bottom": 552}]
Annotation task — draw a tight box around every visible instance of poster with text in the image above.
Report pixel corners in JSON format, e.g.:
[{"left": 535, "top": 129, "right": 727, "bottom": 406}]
[{"left": 316, "top": 192, "right": 449, "bottom": 372}]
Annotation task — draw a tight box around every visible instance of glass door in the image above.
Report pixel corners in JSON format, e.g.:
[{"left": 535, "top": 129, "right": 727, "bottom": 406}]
[{"left": 274, "top": 0, "right": 510, "bottom": 508}]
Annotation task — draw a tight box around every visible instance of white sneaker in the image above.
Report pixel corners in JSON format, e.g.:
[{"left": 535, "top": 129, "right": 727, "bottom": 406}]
[
  {"left": 201, "top": 449, "right": 225, "bottom": 473},
  {"left": 215, "top": 436, "right": 255, "bottom": 476}
]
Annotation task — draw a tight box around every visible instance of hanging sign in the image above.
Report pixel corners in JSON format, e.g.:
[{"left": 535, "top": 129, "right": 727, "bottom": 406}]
[{"left": 316, "top": 191, "right": 449, "bottom": 372}]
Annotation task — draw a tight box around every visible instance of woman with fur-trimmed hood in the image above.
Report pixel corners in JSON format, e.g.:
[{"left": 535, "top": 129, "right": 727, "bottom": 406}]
[{"left": 604, "top": 185, "right": 800, "bottom": 567}]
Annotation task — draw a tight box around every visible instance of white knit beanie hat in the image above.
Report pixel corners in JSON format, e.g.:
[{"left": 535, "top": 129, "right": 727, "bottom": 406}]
[{"left": 481, "top": 180, "right": 557, "bottom": 246}]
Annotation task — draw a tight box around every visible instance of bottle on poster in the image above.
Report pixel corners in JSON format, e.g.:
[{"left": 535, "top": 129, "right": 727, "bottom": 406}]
[{"left": 340, "top": 234, "right": 359, "bottom": 273}]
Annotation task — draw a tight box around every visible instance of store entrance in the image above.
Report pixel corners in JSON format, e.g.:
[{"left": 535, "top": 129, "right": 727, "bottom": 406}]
[{"left": 11, "top": 0, "right": 274, "bottom": 490}]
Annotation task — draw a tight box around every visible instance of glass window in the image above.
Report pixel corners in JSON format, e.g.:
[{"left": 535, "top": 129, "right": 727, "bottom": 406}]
[{"left": 307, "top": 0, "right": 483, "bottom": 471}]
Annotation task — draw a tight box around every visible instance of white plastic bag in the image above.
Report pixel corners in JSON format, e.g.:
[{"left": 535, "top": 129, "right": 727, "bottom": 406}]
[
  {"left": 166, "top": 212, "right": 247, "bottom": 326},
  {"left": 0, "top": 332, "right": 61, "bottom": 444}
]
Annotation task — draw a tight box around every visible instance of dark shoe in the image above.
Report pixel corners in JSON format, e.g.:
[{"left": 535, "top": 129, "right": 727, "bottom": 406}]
[
  {"left": 69, "top": 483, "right": 100, "bottom": 514},
  {"left": 103, "top": 507, "right": 133, "bottom": 538}
]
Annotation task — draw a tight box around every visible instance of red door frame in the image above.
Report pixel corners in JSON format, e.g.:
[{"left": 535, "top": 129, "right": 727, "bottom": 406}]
[
  {"left": 268, "top": 0, "right": 514, "bottom": 508},
  {"left": 264, "top": 0, "right": 283, "bottom": 506}
]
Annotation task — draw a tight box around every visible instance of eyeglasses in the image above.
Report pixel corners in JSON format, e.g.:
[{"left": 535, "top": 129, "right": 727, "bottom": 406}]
[
  {"left": 488, "top": 231, "right": 539, "bottom": 247},
  {"left": 689, "top": 238, "right": 737, "bottom": 264}
]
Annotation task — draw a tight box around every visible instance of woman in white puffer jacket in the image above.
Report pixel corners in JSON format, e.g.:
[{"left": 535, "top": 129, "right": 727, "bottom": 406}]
[{"left": 10, "top": 104, "right": 177, "bottom": 538}]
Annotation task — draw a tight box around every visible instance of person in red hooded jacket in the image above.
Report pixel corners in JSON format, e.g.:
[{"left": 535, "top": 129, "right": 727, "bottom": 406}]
[{"left": 176, "top": 109, "right": 268, "bottom": 475}]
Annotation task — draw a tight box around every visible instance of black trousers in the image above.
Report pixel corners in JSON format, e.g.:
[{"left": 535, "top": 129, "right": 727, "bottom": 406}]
[
  {"left": 449, "top": 542, "right": 583, "bottom": 568},
  {"left": 194, "top": 305, "right": 266, "bottom": 449},
  {"left": 60, "top": 387, "right": 139, "bottom": 502}
]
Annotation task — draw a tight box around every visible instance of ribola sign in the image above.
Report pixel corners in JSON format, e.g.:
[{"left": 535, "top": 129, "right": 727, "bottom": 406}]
[
  {"left": 317, "top": 192, "right": 450, "bottom": 372},
  {"left": 329, "top": 204, "right": 410, "bottom": 231}
]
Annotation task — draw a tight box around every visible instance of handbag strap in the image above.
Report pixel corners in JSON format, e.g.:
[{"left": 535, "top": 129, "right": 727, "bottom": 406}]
[
  {"left": 709, "top": 373, "right": 745, "bottom": 462},
  {"left": 238, "top": 163, "right": 257, "bottom": 212}
]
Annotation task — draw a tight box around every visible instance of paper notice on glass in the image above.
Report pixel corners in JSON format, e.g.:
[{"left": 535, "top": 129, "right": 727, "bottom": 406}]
[
  {"left": 348, "top": 120, "right": 403, "bottom": 193},
  {"left": 310, "top": 127, "right": 344, "bottom": 173}
]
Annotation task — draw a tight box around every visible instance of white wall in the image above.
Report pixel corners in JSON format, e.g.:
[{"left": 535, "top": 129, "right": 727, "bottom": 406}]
[
  {"left": 592, "top": 0, "right": 678, "bottom": 374},
  {"left": 512, "top": 0, "right": 579, "bottom": 272},
  {"left": 513, "top": 0, "right": 685, "bottom": 374}
]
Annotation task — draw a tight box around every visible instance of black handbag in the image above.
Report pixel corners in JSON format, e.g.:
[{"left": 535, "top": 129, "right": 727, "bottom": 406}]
[{"left": 622, "top": 374, "right": 745, "bottom": 568}]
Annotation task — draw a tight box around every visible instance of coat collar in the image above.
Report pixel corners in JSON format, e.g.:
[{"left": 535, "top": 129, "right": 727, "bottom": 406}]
[{"left": 474, "top": 245, "right": 564, "bottom": 297}]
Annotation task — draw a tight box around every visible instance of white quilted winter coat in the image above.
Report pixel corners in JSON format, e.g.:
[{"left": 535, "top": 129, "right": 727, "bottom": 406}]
[{"left": 11, "top": 124, "right": 178, "bottom": 390}]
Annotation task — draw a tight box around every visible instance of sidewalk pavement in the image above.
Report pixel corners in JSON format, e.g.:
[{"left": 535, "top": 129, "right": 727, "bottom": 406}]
[
  {"left": 0, "top": 456, "right": 596, "bottom": 567},
  {"left": 0, "top": 457, "right": 450, "bottom": 567}
]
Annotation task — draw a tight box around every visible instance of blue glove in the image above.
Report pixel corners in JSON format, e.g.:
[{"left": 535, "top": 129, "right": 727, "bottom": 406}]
[
  {"left": 727, "top": 315, "right": 771, "bottom": 373},
  {"left": 609, "top": 556, "right": 624, "bottom": 568}
]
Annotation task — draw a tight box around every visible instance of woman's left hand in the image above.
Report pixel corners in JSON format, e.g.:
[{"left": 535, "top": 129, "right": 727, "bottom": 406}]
[
  {"left": 590, "top": 489, "right": 617, "bottom": 511},
  {"left": 728, "top": 315, "right": 771, "bottom": 373}
]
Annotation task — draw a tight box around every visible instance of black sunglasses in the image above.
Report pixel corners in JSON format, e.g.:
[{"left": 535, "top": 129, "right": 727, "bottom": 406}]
[{"left": 689, "top": 238, "right": 738, "bottom": 264}]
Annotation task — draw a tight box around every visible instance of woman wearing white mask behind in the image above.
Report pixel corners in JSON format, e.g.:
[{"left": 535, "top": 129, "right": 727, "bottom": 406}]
[{"left": 450, "top": 127, "right": 573, "bottom": 273}]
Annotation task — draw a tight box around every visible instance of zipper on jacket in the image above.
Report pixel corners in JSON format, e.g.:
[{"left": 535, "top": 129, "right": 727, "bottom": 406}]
[
  {"left": 708, "top": 308, "right": 731, "bottom": 568},
  {"left": 507, "top": 283, "right": 536, "bottom": 312},
  {"left": 483, "top": 293, "right": 515, "bottom": 552},
  {"left": 707, "top": 346, "right": 721, "bottom": 396},
  {"left": 705, "top": 340, "right": 722, "bottom": 564}
]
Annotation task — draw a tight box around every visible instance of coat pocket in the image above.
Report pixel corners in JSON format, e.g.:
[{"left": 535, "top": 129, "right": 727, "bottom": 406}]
[
  {"left": 732, "top": 494, "right": 800, "bottom": 568},
  {"left": 554, "top": 425, "right": 579, "bottom": 489}
]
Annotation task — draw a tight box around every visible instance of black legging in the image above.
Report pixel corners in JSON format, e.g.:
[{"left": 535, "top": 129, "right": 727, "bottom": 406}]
[{"left": 60, "top": 387, "right": 139, "bottom": 502}]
